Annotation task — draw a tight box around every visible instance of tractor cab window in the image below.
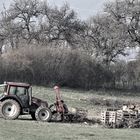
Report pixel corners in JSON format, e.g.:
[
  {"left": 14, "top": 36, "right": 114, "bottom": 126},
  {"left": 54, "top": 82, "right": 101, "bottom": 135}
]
[
  {"left": 0, "top": 84, "right": 7, "bottom": 92},
  {"left": 16, "top": 87, "right": 27, "bottom": 96},
  {"left": 9, "top": 86, "right": 16, "bottom": 95},
  {"left": 9, "top": 86, "right": 27, "bottom": 96}
]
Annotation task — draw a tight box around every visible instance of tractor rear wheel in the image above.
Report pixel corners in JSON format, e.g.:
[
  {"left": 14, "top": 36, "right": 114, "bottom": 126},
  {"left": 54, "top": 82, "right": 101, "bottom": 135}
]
[
  {"left": 0, "top": 99, "right": 20, "bottom": 120},
  {"left": 35, "top": 106, "right": 52, "bottom": 122}
]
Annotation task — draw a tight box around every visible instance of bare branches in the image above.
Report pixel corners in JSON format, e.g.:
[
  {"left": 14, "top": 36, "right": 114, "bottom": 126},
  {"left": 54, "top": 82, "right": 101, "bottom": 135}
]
[
  {"left": 105, "top": 0, "right": 140, "bottom": 46},
  {"left": 0, "top": 0, "right": 85, "bottom": 48},
  {"left": 38, "top": 3, "right": 85, "bottom": 46},
  {"left": 85, "top": 14, "right": 128, "bottom": 66}
]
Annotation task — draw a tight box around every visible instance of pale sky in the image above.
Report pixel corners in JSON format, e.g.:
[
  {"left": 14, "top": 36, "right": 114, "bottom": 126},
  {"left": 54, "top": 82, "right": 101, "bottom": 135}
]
[
  {"left": 0, "top": 0, "right": 111, "bottom": 20},
  {"left": 47, "top": 0, "right": 109, "bottom": 19}
]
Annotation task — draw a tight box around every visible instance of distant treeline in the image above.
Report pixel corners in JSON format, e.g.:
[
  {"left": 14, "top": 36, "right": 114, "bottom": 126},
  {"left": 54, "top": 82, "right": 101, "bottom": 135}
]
[
  {"left": 0, "top": 46, "right": 111, "bottom": 89},
  {"left": 0, "top": 46, "right": 140, "bottom": 91}
]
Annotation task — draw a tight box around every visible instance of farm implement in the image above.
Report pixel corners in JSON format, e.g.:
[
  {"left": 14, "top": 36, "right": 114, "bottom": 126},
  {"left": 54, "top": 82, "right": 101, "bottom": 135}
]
[{"left": 0, "top": 82, "right": 87, "bottom": 122}]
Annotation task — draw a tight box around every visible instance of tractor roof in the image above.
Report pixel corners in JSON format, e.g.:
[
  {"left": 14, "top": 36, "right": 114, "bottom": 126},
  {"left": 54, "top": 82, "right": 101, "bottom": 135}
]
[{"left": 5, "top": 82, "right": 30, "bottom": 88}]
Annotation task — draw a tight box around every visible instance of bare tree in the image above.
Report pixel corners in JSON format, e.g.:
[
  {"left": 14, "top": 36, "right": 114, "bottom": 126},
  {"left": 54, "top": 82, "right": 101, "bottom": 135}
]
[
  {"left": 105, "top": 0, "right": 140, "bottom": 46},
  {"left": 85, "top": 14, "right": 128, "bottom": 66},
  {"left": 0, "top": 0, "right": 85, "bottom": 49},
  {"left": 38, "top": 3, "right": 86, "bottom": 47},
  {"left": 0, "top": 10, "right": 22, "bottom": 50},
  {"left": 3, "top": 0, "right": 42, "bottom": 44}
]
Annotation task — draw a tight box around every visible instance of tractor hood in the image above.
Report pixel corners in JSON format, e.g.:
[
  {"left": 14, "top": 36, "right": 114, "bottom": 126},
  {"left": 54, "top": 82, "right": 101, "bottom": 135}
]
[{"left": 32, "top": 97, "right": 48, "bottom": 107}]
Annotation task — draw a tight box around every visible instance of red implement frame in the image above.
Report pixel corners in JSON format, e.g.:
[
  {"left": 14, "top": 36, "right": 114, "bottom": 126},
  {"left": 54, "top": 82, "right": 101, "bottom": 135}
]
[{"left": 54, "top": 86, "right": 64, "bottom": 113}]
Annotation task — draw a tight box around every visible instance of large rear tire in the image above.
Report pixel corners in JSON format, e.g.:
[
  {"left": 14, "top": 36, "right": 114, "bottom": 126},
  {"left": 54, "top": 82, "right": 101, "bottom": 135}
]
[
  {"left": 35, "top": 106, "right": 52, "bottom": 122},
  {"left": 0, "top": 99, "right": 20, "bottom": 120}
]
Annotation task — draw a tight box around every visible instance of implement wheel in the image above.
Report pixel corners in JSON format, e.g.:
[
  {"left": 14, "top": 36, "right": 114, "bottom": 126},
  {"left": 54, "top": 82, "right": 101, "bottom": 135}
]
[
  {"left": 35, "top": 106, "right": 52, "bottom": 122},
  {"left": 0, "top": 99, "right": 20, "bottom": 120}
]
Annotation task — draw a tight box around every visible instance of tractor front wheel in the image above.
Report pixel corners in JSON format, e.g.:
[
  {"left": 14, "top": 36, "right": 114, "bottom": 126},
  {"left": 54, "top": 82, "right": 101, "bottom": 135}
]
[
  {"left": 0, "top": 99, "right": 20, "bottom": 120},
  {"left": 35, "top": 106, "right": 52, "bottom": 122}
]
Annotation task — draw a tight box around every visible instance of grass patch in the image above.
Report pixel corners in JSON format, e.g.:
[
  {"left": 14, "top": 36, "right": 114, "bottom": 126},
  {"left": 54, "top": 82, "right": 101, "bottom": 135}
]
[{"left": 0, "top": 119, "right": 140, "bottom": 140}]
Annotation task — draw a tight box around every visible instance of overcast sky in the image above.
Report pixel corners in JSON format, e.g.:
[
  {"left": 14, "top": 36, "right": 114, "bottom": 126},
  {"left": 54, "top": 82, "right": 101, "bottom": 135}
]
[
  {"left": 0, "top": 0, "right": 111, "bottom": 20},
  {"left": 47, "top": 0, "right": 110, "bottom": 19}
]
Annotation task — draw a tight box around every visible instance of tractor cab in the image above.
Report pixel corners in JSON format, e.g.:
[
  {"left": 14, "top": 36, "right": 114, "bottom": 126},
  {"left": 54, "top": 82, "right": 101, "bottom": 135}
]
[
  {"left": 0, "top": 81, "right": 51, "bottom": 121},
  {"left": 0, "top": 82, "right": 32, "bottom": 108}
]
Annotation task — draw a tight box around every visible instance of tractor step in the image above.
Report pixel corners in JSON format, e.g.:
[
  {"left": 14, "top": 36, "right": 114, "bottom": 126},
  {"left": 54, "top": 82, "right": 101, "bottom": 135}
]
[{"left": 22, "top": 108, "right": 30, "bottom": 114}]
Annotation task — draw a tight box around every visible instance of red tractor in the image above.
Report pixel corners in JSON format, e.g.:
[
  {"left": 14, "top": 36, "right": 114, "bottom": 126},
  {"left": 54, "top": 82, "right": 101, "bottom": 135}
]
[{"left": 0, "top": 82, "right": 68, "bottom": 122}]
